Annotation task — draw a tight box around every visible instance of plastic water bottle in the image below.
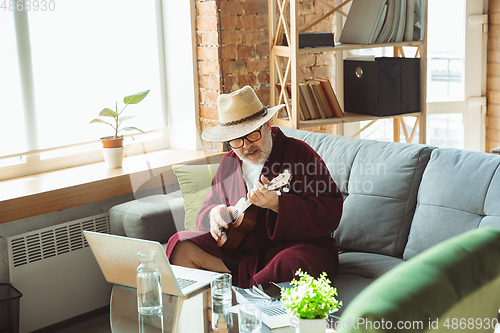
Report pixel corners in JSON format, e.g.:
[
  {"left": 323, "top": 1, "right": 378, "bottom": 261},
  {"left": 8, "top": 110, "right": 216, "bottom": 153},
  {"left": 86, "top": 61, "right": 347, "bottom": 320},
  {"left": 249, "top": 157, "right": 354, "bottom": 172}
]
[{"left": 137, "top": 250, "right": 162, "bottom": 315}]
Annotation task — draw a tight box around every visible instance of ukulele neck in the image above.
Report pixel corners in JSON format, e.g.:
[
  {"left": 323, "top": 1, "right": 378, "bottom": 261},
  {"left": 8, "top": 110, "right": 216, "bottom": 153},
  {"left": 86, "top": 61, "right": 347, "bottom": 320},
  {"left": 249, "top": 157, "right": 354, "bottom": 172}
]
[
  {"left": 228, "top": 171, "right": 290, "bottom": 222},
  {"left": 230, "top": 199, "right": 252, "bottom": 222},
  {"left": 240, "top": 199, "right": 252, "bottom": 212}
]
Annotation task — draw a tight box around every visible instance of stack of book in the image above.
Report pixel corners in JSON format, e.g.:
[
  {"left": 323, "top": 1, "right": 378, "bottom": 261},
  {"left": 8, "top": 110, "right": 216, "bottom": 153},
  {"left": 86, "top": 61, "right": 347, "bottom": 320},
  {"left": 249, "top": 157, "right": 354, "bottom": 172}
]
[
  {"left": 277, "top": 79, "right": 344, "bottom": 121},
  {"left": 339, "top": 0, "right": 425, "bottom": 45}
]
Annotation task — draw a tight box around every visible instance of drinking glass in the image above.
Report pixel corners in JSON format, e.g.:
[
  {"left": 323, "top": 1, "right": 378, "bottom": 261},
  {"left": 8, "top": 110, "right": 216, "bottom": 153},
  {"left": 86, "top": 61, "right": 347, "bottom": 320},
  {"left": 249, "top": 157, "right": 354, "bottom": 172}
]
[
  {"left": 210, "top": 273, "right": 233, "bottom": 330},
  {"left": 238, "top": 302, "right": 262, "bottom": 333}
]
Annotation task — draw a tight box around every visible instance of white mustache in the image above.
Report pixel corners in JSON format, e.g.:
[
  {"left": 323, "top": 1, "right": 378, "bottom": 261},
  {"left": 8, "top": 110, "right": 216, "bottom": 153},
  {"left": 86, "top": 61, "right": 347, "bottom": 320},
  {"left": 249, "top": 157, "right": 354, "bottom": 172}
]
[{"left": 243, "top": 146, "right": 262, "bottom": 157}]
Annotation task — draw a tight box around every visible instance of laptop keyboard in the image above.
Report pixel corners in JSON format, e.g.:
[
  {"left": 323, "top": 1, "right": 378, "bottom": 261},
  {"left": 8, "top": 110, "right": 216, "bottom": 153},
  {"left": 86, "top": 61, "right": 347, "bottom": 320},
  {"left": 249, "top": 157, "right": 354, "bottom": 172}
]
[{"left": 178, "top": 277, "right": 197, "bottom": 289}]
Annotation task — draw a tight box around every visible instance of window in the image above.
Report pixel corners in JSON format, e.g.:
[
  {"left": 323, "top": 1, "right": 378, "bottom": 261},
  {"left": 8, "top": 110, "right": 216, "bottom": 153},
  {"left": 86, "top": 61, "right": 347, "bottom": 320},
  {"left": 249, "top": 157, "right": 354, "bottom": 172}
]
[
  {"left": 0, "top": 12, "right": 27, "bottom": 167},
  {"left": 0, "top": 0, "right": 169, "bottom": 179},
  {"left": 426, "top": 0, "right": 467, "bottom": 149},
  {"left": 427, "top": 0, "right": 465, "bottom": 103},
  {"left": 426, "top": 0, "right": 486, "bottom": 152}
]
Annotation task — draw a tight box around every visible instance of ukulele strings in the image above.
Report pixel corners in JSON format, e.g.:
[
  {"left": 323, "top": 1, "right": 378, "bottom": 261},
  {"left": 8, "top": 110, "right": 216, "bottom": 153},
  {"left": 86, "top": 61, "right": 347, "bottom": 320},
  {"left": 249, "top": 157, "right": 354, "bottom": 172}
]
[
  {"left": 228, "top": 177, "right": 286, "bottom": 222},
  {"left": 229, "top": 199, "right": 252, "bottom": 222}
]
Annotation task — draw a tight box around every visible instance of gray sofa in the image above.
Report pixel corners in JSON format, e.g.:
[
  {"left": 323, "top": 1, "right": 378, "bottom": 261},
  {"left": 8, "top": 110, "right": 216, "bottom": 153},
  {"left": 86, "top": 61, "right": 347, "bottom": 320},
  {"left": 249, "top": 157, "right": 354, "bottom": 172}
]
[{"left": 110, "top": 127, "right": 500, "bottom": 313}]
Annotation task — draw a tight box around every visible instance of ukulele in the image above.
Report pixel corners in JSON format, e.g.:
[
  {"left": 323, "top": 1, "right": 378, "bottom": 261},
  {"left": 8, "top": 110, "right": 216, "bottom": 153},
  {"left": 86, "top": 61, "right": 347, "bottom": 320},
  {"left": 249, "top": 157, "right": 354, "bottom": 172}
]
[{"left": 217, "top": 170, "right": 292, "bottom": 250}]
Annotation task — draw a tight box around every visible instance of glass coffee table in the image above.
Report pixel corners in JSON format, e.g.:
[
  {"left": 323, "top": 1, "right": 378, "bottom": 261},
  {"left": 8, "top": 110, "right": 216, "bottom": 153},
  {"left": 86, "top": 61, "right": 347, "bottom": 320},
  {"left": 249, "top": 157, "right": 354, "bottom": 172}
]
[{"left": 110, "top": 284, "right": 295, "bottom": 332}]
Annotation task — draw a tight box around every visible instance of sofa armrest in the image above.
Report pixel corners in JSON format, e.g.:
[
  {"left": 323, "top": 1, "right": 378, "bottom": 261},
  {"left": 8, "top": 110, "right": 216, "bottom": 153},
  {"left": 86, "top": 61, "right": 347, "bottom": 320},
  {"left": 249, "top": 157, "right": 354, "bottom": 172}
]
[{"left": 110, "top": 191, "right": 186, "bottom": 244}]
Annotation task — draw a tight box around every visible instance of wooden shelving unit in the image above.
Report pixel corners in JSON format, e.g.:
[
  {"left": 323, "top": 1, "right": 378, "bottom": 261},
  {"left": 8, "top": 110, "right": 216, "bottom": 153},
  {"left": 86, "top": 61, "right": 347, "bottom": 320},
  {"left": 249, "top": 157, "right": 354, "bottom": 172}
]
[{"left": 268, "top": 0, "right": 428, "bottom": 144}]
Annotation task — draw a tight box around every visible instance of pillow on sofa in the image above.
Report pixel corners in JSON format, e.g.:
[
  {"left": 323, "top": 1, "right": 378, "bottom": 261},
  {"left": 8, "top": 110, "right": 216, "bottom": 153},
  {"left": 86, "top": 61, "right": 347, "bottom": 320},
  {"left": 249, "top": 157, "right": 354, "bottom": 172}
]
[{"left": 172, "top": 164, "right": 219, "bottom": 231}]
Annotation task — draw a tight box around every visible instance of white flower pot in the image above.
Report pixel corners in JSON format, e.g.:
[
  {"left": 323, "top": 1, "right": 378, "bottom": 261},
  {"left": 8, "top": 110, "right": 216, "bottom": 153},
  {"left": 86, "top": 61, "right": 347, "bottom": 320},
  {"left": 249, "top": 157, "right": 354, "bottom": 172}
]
[
  {"left": 102, "top": 147, "right": 124, "bottom": 168},
  {"left": 295, "top": 317, "right": 327, "bottom": 333}
]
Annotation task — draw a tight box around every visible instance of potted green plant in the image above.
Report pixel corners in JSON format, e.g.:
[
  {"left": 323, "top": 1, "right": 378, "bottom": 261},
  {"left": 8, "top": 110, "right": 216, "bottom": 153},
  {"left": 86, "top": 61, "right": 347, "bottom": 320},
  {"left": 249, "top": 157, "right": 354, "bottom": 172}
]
[
  {"left": 90, "top": 90, "right": 149, "bottom": 168},
  {"left": 281, "top": 269, "right": 342, "bottom": 333}
]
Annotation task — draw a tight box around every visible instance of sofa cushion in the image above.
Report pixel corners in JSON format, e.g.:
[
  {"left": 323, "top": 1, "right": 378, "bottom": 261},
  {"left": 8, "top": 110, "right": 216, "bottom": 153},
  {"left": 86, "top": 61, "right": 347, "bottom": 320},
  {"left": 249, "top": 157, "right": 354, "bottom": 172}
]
[
  {"left": 279, "top": 127, "right": 364, "bottom": 195},
  {"left": 334, "top": 274, "right": 376, "bottom": 317},
  {"left": 338, "top": 227, "right": 500, "bottom": 333},
  {"left": 280, "top": 127, "right": 435, "bottom": 258},
  {"left": 404, "top": 149, "right": 500, "bottom": 259},
  {"left": 337, "top": 252, "right": 403, "bottom": 278},
  {"left": 172, "top": 163, "right": 219, "bottom": 231},
  {"left": 339, "top": 141, "right": 435, "bottom": 257},
  {"left": 334, "top": 252, "right": 403, "bottom": 314}
]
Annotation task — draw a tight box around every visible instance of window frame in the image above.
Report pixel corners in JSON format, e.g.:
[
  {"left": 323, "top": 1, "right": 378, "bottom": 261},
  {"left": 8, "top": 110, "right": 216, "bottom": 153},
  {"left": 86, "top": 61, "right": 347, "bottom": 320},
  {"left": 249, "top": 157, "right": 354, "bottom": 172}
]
[{"left": 0, "top": 0, "right": 200, "bottom": 181}]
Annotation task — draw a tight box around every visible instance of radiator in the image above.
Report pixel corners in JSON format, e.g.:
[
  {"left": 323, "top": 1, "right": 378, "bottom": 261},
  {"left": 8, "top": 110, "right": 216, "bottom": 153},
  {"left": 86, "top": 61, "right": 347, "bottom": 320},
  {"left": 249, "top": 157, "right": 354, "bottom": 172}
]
[{"left": 7, "top": 213, "right": 113, "bottom": 333}]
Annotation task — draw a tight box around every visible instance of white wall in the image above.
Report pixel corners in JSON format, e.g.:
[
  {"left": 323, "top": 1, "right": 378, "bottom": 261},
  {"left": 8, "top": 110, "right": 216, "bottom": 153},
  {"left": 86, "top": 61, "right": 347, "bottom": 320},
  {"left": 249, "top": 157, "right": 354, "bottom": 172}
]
[{"left": 0, "top": 182, "right": 179, "bottom": 284}]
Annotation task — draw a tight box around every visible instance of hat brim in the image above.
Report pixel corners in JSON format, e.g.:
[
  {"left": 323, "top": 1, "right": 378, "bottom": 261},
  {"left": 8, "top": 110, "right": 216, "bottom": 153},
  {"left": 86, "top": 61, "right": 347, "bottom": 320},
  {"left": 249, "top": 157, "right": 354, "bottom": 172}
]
[{"left": 201, "top": 104, "right": 284, "bottom": 142}]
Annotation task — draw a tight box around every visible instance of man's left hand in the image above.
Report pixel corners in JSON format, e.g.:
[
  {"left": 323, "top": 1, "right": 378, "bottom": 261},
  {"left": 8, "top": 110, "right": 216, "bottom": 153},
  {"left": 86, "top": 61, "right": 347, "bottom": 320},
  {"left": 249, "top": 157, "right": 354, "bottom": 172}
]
[{"left": 247, "top": 175, "right": 280, "bottom": 213}]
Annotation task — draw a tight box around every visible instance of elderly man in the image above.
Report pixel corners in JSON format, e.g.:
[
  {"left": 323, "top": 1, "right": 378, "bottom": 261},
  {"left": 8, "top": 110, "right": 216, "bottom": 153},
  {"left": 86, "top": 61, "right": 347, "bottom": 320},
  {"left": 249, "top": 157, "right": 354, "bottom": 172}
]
[{"left": 166, "top": 86, "right": 342, "bottom": 288}]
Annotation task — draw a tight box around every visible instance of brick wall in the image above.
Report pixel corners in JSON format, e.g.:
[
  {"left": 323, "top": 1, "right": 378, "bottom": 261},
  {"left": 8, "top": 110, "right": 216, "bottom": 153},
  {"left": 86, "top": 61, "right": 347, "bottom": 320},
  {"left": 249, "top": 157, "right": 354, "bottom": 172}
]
[
  {"left": 197, "top": 1, "right": 500, "bottom": 152},
  {"left": 196, "top": 0, "right": 223, "bottom": 151},
  {"left": 196, "top": 0, "right": 338, "bottom": 150},
  {"left": 488, "top": 0, "right": 500, "bottom": 152},
  {"left": 220, "top": 1, "right": 270, "bottom": 99}
]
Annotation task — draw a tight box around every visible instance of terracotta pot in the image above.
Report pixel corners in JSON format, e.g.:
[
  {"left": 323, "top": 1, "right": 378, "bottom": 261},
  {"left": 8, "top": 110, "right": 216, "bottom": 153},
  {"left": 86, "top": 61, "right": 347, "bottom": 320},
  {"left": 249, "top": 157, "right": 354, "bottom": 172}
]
[
  {"left": 100, "top": 136, "right": 124, "bottom": 168},
  {"left": 101, "top": 136, "right": 124, "bottom": 148}
]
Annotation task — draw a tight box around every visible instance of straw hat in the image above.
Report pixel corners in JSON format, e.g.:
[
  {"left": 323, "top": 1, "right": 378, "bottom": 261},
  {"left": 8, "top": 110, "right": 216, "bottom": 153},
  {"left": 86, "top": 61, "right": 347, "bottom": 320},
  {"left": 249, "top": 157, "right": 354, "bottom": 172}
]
[{"left": 201, "top": 86, "right": 284, "bottom": 142}]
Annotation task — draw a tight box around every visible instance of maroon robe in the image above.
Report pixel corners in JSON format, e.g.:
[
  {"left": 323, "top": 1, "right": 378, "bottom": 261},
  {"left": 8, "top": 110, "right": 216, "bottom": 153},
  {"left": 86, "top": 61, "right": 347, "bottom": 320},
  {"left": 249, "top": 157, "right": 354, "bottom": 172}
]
[{"left": 166, "top": 127, "right": 343, "bottom": 288}]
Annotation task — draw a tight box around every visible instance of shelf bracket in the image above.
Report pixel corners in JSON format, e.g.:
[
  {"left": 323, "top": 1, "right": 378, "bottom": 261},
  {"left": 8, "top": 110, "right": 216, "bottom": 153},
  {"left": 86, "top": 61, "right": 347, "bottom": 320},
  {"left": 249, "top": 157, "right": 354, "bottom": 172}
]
[
  {"left": 275, "top": 0, "right": 291, "bottom": 48},
  {"left": 316, "top": 0, "right": 334, "bottom": 10},
  {"left": 315, "top": 0, "right": 348, "bottom": 17},
  {"left": 399, "top": 116, "right": 420, "bottom": 143},
  {"left": 299, "top": 0, "right": 352, "bottom": 33},
  {"left": 350, "top": 120, "right": 376, "bottom": 138},
  {"left": 274, "top": 55, "right": 293, "bottom": 121}
]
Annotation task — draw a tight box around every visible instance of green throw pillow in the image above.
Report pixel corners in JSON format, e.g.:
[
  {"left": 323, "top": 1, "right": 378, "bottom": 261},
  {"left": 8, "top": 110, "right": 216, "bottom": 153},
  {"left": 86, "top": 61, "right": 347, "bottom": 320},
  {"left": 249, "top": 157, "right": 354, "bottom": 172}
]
[{"left": 171, "top": 164, "right": 219, "bottom": 231}]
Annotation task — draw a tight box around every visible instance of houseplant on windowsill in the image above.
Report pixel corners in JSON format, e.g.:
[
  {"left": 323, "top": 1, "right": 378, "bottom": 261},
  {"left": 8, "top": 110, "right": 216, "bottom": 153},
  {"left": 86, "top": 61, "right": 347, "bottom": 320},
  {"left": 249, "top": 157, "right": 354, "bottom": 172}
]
[
  {"left": 281, "top": 269, "right": 342, "bottom": 333},
  {"left": 90, "top": 90, "right": 149, "bottom": 168}
]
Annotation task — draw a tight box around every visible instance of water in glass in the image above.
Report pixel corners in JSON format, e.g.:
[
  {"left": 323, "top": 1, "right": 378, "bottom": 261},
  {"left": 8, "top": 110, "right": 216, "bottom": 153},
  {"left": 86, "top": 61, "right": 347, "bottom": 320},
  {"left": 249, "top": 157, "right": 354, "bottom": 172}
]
[
  {"left": 137, "top": 250, "right": 162, "bottom": 315},
  {"left": 211, "top": 273, "right": 233, "bottom": 330}
]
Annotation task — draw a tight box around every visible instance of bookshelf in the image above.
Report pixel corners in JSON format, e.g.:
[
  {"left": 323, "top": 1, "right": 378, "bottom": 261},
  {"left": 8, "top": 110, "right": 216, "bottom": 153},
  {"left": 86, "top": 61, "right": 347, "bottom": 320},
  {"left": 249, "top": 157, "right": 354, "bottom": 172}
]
[{"left": 268, "top": 0, "right": 428, "bottom": 144}]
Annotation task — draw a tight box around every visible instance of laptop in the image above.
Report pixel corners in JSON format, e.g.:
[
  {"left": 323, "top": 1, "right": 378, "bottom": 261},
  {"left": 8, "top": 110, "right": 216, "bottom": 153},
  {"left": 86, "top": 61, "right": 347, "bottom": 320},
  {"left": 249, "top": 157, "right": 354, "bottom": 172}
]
[{"left": 83, "top": 231, "right": 220, "bottom": 296}]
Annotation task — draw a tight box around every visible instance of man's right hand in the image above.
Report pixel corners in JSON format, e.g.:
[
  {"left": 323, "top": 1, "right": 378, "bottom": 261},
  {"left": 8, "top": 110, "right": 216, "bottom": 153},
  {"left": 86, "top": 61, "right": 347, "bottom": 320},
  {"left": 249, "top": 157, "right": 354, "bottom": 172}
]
[{"left": 209, "top": 204, "right": 232, "bottom": 241}]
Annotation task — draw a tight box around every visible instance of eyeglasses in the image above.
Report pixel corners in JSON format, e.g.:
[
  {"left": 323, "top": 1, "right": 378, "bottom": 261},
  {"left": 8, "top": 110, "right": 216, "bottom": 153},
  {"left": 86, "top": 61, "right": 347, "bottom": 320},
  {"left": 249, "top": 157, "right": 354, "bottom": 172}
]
[{"left": 227, "top": 126, "right": 264, "bottom": 149}]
